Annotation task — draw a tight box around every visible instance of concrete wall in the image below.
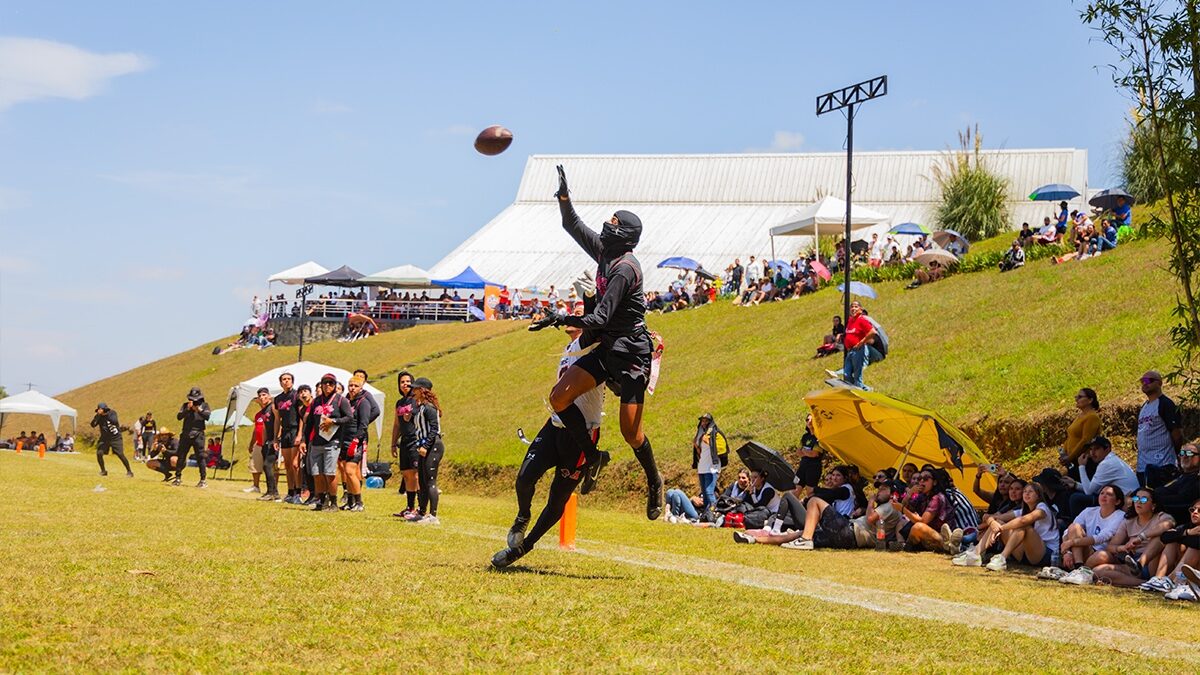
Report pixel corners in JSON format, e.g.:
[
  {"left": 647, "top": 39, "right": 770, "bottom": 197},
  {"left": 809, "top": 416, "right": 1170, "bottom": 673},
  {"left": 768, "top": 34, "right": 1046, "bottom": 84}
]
[{"left": 268, "top": 317, "right": 420, "bottom": 346}]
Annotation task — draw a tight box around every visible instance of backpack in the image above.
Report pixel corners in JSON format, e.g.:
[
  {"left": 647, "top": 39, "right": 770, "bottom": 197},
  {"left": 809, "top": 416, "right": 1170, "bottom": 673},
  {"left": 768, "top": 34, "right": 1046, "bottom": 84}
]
[{"left": 866, "top": 316, "right": 889, "bottom": 360}]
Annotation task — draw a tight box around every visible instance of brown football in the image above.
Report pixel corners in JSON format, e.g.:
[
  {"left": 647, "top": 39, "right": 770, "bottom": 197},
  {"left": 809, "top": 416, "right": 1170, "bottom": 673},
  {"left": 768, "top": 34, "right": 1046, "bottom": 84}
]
[{"left": 474, "top": 125, "right": 513, "bottom": 156}]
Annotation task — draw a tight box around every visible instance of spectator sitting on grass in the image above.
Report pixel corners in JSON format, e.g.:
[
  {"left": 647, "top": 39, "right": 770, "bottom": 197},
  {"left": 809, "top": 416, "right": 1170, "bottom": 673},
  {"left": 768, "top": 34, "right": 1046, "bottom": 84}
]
[
  {"left": 1138, "top": 496, "right": 1200, "bottom": 598},
  {"left": 665, "top": 487, "right": 704, "bottom": 524},
  {"left": 906, "top": 260, "right": 946, "bottom": 289},
  {"left": 1061, "top": 436, "right": 1140, "bottom": 519},
  {"left": 955, "top": 481, "right": 1057, "bottom": 570},
  {"left": 1098, "top": 219, "right": 1119, "bottom": 251},
  {"left": 1092, "top": 486, "right": 1176, "bottom": 587},
  {"left": 1056, "top": 484, "right": 1127, "bottom": 585},
  {"left": 815, "top": 316, "right": 844, "bottom": 358},
  {"left": 998, "top": 240, "right": 1025, "bottom": 272},
  {"left": 1031, "top": 468, "right": 1073, "bottom": 531},
  {"left": 979, "top": 477, "right": 1028, "bottom": 533},
  {"left": 1154, "top": 443, "right": 1200, "bottom": 525},
  {"left": 974, "top": 465, "right": 1014, "bottom": 518},
  {"left": 1018, "top": 222, "right": 1036, "bottom": 248},
  {"left": 1034, "top": 216, "right": 1060, "bottom": 245},
  {"left": 897, "top": 468, "right": 952, "bottom": 552},
  {"left": 733, "top": 465, "right": 858, "bottom": 549}
]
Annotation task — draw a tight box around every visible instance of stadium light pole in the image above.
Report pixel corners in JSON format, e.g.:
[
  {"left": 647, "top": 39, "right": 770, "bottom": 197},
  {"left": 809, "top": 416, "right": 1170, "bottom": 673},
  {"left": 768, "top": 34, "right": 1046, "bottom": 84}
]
[
  {"left": 816, "top": 75, "right": 887, "bottom": 377},
  {"left": 297, "top": 283, "right": 313, "bottom": 361}
]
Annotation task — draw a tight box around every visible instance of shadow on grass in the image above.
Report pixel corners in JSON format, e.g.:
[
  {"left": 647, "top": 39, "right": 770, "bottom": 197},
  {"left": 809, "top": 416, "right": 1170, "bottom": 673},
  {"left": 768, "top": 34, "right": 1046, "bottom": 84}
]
[{"left": 487, "top": 564, "right": 628, "bottom": 581}]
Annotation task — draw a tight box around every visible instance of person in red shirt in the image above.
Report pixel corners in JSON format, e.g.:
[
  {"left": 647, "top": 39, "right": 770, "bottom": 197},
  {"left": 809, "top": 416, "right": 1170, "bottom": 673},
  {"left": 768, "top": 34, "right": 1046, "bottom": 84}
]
[{"left": 841, "top": 301, "right": 879, "bottom": 389}]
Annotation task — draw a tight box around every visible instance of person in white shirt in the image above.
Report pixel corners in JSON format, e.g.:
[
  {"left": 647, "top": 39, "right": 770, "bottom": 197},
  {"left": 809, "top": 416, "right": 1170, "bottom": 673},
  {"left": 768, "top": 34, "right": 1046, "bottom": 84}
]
[
  {"left": 1058, "top": 484, "right": 1127, "bottom": 584},
  {"left": 957, "top": 482, "right": 1058, "bottom": 571},
  {"left": 1062, "top": 436, "right": 1139, "bottom": 519},
  {"left": 868, "top": 233, "right": 884, "bottom": 266},
  {"left": 745, "top": 255, "right": 761, "bottom": 285}
]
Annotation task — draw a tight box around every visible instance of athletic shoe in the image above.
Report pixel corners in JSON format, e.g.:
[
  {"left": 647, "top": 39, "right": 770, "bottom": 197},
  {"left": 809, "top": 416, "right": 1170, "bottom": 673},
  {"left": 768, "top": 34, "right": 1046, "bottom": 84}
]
[
  {"left": 242, "top": 486, "right": 260, "bottom": 493},
  {"left": 282, "top": 494, "right": 297, "bottom": 504},
  {"left": 350, "top": 503, "right": 364, "bottom": 512},
  {"left": 508, "top": 516, "right": 530, "bottom": 549},
  {"left": 339, "top": 501, "right": 352, "bottom": 511},
  {"left": 646, "top": 473, "right": 664, "bottom": 521},
  {"left": 312, "top": 501, "right": 326, "bottom": 511},
  {"left": 1037, "top": 566, "right": 1068, "bottom": 581},
  {"left": 392, "top": 509, "right": 412, "bottom": 518},
  {"left": 404, "top": 511, "right": 424, "bottom": 522},
  {"left": 160, "top": 475, "right": 173, "bottom": 483},
  {"left": 196, "top": 481, "right": 207, "bottom": 489},
  {"left": 1124, "top": 554, "right": 1144, "bottom": 578},
  {"left": 301, "top": 495, "right": 318, "bottom": 506},
  {"left": 257, "top": 493, "right": 276, "bottom": 501},
  {"left": 580, "top": 451, "right": 610, "bottom": 495},
  {"left": 1179, "top": 564, "right": 1200, "bottom": 593},
  {"left": 780, "top": 537, "right": 814, "bottom": 550},
  {"left": 952, "top": 550, "right": 982, "bottom": 567},
  {"left": 126, "top": 471, "right": 134, "bottom": 478},
  {"left": 664, "top": 513, "right": 677, "bottom": 524},
  {"left": 985, "top": 555, "right": 1007, "bottom": 572},
  {"left": 1139, "top": 576, "right": 1175, "bottom": 593},
  {"left": 940, "top": 524, "right": 954, "bottom": 553},
  {"left": 824, "top": 369, "right": 842, "bottom": 379},
  {"left": 171, "top": 478, "right": 181, "bottom": 487},
  {"left": 1059, "top": 566, "right": 1094, "bottom": 585},
  {"left": 947, "top": 528, "right": 964, "bottom": 554},
  {"left": 99, "top": 470, "right": 108, "bottom": 477},
  {"left": 491, "top": 545, "right": 526, "bottom": 569},
  {"left": 1165, "top": 583, "right": 1199, "bottom": 602},
  {"left": 416, "top": 515, "right": 440, "bottom": 525},
  {"left": 733, "top": 531, "right": 756, "bottom": 544}
]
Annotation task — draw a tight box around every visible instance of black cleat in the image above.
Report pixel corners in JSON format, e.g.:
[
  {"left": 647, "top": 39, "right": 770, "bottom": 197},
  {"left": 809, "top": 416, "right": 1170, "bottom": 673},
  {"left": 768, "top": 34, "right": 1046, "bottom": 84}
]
[
  {"left": 491, "top": 545, "right": 526, "bottom": 569},
  {"left": 646, "top": 473, "right": 664, "bottom": 521},
  {"left": 507, "top": 516, "right": 530, "bottom": 549},
  {"left": 579, "top": 451, "right": 610, "bottom": 495}
]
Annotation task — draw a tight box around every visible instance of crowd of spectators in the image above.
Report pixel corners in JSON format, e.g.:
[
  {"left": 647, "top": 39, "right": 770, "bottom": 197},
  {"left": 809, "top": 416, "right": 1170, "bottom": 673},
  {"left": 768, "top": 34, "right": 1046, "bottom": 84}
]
[{"left": 0, "top": 431, "right": 74, "bottom": 452}]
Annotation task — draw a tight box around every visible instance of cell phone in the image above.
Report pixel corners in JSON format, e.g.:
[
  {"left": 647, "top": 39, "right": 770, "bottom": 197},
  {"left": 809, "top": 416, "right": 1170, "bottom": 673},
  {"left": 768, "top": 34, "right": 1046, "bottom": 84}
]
[{"left": 983, "top": 463, "right": 999, "bottom": 475}]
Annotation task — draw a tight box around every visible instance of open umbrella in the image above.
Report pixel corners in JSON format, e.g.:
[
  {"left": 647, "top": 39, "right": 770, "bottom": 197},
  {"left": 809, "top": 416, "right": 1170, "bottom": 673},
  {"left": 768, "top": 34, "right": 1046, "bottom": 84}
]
[
  {"left": 930, "top": 229, "right": 970, "bottom": 254},
  {"left": 889, "top": 222, "right": 931, "bottom": 236},
  {"left": 767, "top": 260, "right": 794, "bottom": 279},
  {"left": 803, "top": 388, "right": 997, "bottom": 508},
  {"left": 809, "top": 260, "right": 831, "bottom": 281},
  {"left": 836, "top": 281, "right": 877, "bottom": 299},
  {"left": 657, "top": 256, "right": 703, "bottom": 271},
  {"left": 735, "top": 441, "right": 795, "bottom": 491},
  {"left": 1088, "top": 188, "right": 1135, "bottom": 210},
  {"left": 913, "top": 249, "right": 959, "bottom": 268},
  {"left": 1029, "top": 183, "right": 1080, "bottom": 201}
]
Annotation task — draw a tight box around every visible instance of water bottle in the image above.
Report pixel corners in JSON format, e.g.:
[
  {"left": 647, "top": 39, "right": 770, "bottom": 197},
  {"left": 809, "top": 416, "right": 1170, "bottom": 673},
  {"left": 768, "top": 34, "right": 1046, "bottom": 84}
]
[{"left": 875, "top": 518, "right": 886, "bottom": 551}]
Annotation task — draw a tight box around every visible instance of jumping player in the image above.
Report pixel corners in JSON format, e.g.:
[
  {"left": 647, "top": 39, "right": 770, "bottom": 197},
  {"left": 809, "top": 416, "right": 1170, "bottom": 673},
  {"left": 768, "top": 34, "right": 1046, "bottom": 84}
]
[
  {"left": 493, "top": 302, "right": 604, "bottom": 569},
  {"left": 530, "top": 165, "right": 663, "bottom": 519}
]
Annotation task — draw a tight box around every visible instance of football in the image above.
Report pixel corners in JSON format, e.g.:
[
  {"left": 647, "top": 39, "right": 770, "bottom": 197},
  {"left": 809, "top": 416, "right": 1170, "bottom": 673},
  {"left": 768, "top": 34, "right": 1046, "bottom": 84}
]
[{"left": 474, "top": 125, "right": 513, "bottom": 156}]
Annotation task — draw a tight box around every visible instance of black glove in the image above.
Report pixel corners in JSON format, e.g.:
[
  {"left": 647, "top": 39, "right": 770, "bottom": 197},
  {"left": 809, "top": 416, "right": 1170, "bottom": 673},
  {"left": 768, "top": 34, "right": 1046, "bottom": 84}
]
[
  {"left": 555, "top": 164, "right": 569, "bottom": 200},
  {"left": 529, "top": 313, "right": 565, "bottom": 332}
]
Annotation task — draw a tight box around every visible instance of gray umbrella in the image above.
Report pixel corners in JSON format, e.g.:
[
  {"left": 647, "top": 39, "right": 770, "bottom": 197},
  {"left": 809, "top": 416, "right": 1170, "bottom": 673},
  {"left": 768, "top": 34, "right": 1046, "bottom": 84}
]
[
  {"left": 735, "top": 441, "right": 795, "bottom": 491},
  {"left": 1089, "top": 188, "right": 1135, "bottom": 211}
]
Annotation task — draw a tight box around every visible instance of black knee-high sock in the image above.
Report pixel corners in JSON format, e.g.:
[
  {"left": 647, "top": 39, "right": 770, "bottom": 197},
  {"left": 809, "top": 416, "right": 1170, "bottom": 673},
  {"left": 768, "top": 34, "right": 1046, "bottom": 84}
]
[
  {"left": 406, "top": 491, "right": 416, "bottom": 510},
  {"left": 633, "top": 437, "right": 660, "bottom": 483},
  {"left": 523, "top": 476, "right": 578, "bottom": 551},
  {"left": 113, "top": 449, "right": 132, "bottom": 473},
  {"left": 515, "top": 474, "right": 536, "bottom": 521},
  {"left": 96, "top": 451, "right": 107, "bottom": 473},
  {"left": 555, "top": 404, "right": 599, "bottom": 465}
]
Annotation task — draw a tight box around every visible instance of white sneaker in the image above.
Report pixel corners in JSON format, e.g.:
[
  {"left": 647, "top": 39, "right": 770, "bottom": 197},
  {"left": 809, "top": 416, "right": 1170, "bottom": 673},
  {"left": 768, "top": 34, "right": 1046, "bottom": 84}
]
[
  {"left": 1165, "top": 583, "right": 1198, "bottom": 602},
  {"left": 1139, "top": 576, "right": 1174, "bottom": 593},
  {"left": 952, "top": 550, "right": 981, "bottom": 567},
  {"left": 1037, "top": 566, "right": 1068, "bottom": 581},
  {"left": 733, "top": 531, "right": 756, "bottom": 544},
  {"left": 242, "top": 486, "right": 260, "bottom": 493},
  {"left": 780, "top": 537, "right": 813, "bottom": 550},
  {"left": 1059, "top": 566, "right": 1094, "bottom": 585},
  {"left": 985, "top": 555, "right": 1007, "bottom": 571},
  {"left": 415, "top": 515, "right": 440, "bottom": 525}
]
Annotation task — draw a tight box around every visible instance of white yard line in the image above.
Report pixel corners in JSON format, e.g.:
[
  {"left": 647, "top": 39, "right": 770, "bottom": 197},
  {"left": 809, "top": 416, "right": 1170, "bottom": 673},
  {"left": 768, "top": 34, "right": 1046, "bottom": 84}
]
[{"left": 454, "top": 524, "right": 1199, "bottom": 664}]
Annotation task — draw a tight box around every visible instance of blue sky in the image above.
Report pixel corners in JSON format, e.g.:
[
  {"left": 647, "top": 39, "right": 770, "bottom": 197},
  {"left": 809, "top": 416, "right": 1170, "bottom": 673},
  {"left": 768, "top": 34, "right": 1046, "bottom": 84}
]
[{"left": 0, "top": 1, "right": 1131, "bottom": 395}]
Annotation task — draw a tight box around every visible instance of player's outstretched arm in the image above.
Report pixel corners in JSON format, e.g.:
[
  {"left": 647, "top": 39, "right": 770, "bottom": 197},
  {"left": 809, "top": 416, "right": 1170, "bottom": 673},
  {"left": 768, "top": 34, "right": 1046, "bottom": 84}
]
[{"left": 556, "top": 165, "right": 602, "bottom": 262}]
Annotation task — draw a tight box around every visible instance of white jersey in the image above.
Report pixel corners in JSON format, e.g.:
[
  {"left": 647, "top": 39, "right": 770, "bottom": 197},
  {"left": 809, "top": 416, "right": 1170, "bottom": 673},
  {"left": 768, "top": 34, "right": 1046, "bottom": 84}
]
[{"left": 551, "top": 337, "right": 604, "bottom": 430}]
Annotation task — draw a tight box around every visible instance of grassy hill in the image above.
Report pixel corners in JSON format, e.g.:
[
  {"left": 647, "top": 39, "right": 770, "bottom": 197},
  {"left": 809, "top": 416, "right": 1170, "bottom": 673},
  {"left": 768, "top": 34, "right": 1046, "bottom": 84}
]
[{"left": 40, "top": 235, "right": 1177, "bottom": 477}]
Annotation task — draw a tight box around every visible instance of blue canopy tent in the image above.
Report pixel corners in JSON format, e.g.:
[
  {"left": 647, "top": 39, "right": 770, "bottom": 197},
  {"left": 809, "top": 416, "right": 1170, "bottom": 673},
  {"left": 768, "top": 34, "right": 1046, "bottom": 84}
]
[{"left": 431, "top": 266, "right": 501, "bottom": 289}]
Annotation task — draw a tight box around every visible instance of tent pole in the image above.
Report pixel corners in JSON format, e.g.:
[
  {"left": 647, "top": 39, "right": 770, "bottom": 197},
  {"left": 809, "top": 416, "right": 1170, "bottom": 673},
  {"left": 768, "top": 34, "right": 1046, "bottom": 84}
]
[
  {"left": 895, "top": 417, "right": 927, "bottom": 473},
  {"left": 770, "top": 235, "right": 776, "bottom": 265}
]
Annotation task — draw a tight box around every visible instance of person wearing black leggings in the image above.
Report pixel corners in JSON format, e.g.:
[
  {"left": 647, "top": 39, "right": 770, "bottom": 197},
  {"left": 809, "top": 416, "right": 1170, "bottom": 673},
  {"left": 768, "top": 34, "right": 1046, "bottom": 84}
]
[
  {"left": 410, "top": 378, "right": 443, "bottom": 524},
  {"left": 89, "top": 403, "right": 133, "bottom": 477}
]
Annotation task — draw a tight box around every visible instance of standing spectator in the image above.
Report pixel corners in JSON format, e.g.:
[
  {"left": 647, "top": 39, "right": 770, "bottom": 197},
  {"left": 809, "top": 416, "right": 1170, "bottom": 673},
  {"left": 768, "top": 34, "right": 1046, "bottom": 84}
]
[
  {"left": 341, "top": 374, "right": 373, "bottom": 511},
  {"left": 691, "top": 413, "right": 727, "bottom": 517},
  {"left": 272, "top": 373, "right": 303, "bottom": 504},
  {"left": 305, "top": 374, "right": 352, "bottom": 511},
  {"left": 1138, "top": 371, "right": 1184, "bottom": 486},
  {"left": 1058, "top": 387, "right": 1102, "bottom": 475},
  {"left": 140, "top": 412, "right": 157, "bottom": 461},
  {"left": 730, "top": 258, "right": 744, "bottom": 296},
  {"left": 251, "top": 388, "right": 279, "bottom": 501},
  {"left": 545, "top": 285, "right": 559, "bottom": 304},
  {"left": 132, "top": 415, "right": 145, "bottom": 461},
  {"left": 745, "top": 255, "right": 761, "bottom": 288},
  {"left": 1055, "top": 201, "right": 1069, "bottom": 236},
  {"left": 868, "top": 233, "right": 884, "bottom": 266},
  {"left": 173, "top": 387, "right": 212, "bottom": 488},
  {"left": 794, "top": 415, "right": 822, "bottom": 498},
  {"left": 838, "top": 301, "right": 879, "bottom": 390},
  {"left": 89, "top": 402, "right": 133, "bottom": 477}
]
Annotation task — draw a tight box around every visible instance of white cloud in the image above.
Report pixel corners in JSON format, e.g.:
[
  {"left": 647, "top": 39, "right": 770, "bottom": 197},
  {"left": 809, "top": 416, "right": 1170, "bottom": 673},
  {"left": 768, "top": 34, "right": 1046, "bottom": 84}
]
[
  {"left": 745, "top": 130, "right": 806, "bottom": 153},
  {"left": 0, "top": 36, "right": 150, "bottom": 111}
]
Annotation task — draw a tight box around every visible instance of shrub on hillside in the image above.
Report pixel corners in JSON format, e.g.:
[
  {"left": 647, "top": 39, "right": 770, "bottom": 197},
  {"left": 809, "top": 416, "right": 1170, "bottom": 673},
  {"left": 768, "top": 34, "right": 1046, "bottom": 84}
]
[{"left": 930, "top": 126, "right": 1010, "bottom": 242}]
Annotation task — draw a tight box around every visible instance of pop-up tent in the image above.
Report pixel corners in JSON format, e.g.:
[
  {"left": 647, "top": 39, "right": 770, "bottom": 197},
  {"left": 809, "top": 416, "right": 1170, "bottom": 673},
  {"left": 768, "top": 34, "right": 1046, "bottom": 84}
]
[
  {"left": 431, "top": 266, "right": 500, "bottom": 289},
  {"left": 0, "top": 390, "right": 77, "bottom": 435},
  {"left": 359, "top": 264, "right": 432, "bottom": 288},
  {"left": 804, "top": 387, "right": 996, "bottom": 508},
  {"left": 206, "top": 407, "right": 254, "bottom": 430},
  {"left": 267, "top": 261, "right": 330, "bottom": 285},
  {"left": 769, "top": 195, "right": 890, "bottom": 259},
  {"left": 304, "top": 265, "right": 365, "bottom": 287},
  {"left": 227, "top": 361, "right": 385, "bottom": 439}
]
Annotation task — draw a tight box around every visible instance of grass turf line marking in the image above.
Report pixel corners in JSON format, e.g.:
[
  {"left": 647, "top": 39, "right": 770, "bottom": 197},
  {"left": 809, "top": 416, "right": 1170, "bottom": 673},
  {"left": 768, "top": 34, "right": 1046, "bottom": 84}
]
[{"left": 450, "top": 524, "right": 1198, "bottom": 664}]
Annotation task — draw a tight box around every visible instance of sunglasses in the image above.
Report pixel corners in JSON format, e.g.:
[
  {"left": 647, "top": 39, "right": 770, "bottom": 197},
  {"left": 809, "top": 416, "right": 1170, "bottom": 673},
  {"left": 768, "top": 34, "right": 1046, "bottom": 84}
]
[
  {"left": 1191, "top": 507, "right": 1200, "bottom": 514},
  {"left": 1141, "top": 377, "right": 1160, "bottom": 384},
  {"left": 1181, "top": 449, "right": 1199, "bottom": 458},
  {"left": 1131, "top": 496, "right": 1150, "bottom": 504}
]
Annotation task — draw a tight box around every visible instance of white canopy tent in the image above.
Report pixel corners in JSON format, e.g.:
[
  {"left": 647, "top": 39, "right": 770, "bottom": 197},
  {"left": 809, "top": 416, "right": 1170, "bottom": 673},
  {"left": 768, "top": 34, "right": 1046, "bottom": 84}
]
[
  {"left": 267, "top": 261, "right": 330, "bottom": 285},
  {"left": 0, "top": 390, "right": 77, "bottom": 434},
  {"left": 358, "top": 264, "right": 433, "bottom": 289},
  {"left": 206, "top": 407, "right": 253, "bottom": 430},
  {"left": 227, "top": 361, "right": 386, "bottom": 439},
  {"left": 769, "top": 195, "right": 890, "bottom": 260}
]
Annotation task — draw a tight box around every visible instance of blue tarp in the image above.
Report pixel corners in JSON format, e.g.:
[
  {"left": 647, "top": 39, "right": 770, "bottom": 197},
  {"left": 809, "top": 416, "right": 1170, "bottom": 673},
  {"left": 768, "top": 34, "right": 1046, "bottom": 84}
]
[{"left": 431, "top": 266, "right": 500, "bottom": 289}]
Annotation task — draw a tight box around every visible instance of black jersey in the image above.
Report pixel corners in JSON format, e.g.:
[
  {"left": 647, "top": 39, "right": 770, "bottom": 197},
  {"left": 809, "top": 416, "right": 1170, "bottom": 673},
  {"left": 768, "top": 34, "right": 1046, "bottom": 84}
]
[{"left": 274, "top": 389, "right": 300, "bottom": 431}]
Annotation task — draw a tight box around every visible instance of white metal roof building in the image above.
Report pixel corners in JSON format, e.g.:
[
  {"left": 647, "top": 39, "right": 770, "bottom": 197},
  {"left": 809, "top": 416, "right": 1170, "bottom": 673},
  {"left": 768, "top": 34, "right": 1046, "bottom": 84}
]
[{"left": 429, "top": 149, "right": 1088, "bottom": 292}]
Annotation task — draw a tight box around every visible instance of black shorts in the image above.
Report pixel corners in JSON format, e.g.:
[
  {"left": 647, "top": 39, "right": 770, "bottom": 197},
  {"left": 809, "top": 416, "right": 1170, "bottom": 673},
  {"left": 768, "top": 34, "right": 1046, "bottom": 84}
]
[
  {"left": 1009, "top": 548, "right": 1052, "bottom": 568},
  {"left": 339, "top": 439, "right": 365, "bottom": 462},
  {"left": 520, "top": 420, "right": 589, "bottom": 483},
  {"left": 278, "top": 429, "right": 298, "bottom": 448},
  {"left": 96, "top": 438, "right": 123, "bottom": 455},
  {"left": 794, "top": 457, "right": 822, "bottom": 489},
  {"left": 812, "top": 508, "right": 856, "bottom": 549},
  {"left": 574, "top": 349, "right": 652, "bottom": 405},
  {"left": 399, "top": 444, "right": 421, "bottom": 470}
]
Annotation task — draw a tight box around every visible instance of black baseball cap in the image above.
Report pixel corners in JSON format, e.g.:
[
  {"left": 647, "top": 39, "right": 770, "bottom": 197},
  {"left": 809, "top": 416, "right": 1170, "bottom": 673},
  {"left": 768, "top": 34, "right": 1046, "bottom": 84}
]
[{"left": 1086, "top": 435, "right": 1112, "bottom": 450}]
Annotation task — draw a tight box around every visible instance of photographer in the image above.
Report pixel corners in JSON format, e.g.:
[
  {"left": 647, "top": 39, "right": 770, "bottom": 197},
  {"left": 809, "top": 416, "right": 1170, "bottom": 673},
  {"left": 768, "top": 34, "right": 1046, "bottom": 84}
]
[
  {"left": 174, "top": 387, "right": 212, "bottom": 488},
  {"left": 89, "top": 402, "right": 133, "bottom": 477},
  {"left": 145, "top": 429, "right": 179, "bottom": 481}
]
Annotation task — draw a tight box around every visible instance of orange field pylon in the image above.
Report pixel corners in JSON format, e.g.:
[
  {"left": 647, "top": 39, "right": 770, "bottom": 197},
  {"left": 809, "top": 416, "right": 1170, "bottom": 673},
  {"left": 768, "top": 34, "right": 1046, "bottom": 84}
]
[{"left": 559, "top": 493, "right": 578, "bottom": 550}]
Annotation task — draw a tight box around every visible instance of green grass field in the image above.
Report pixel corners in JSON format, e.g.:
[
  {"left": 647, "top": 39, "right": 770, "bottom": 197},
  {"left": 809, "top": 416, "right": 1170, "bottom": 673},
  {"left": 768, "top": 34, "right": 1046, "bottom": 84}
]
[
  {"left": 12, "top": 234, "right": 1175, "bottom": 482},
  {"left": 1, "top": 449, "right": 1196, "bottom": 672}
]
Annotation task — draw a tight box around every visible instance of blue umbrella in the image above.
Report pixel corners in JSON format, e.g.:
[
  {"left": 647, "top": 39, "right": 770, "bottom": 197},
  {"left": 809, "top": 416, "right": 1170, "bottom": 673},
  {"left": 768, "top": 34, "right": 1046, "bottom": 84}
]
[
  {"left": 837, "top": 281, "right": 878, "bottom": 300},
  {"left": 1088, "top": 188, "right": 1135, "bottom": 210},
  {"left": 767, "top": 260, "right": 794, "bottom": 278},
  {"left": 1029, "top": 183, "right": 1080, "bottom": 201},
  {"left": 657, "top": 256, "right": 702, "bottom": 271},
  {"left": 889, "top": 222, "right": 932, "bottom": 236}
]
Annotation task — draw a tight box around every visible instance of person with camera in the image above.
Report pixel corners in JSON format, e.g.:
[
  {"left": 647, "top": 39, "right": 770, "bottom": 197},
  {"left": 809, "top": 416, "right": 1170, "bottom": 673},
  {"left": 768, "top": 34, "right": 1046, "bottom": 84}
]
[
  {"left": 89, "top": 402, "right": 133, "bottom": 477},
  {"left": 145, "top": 428, "right": 179, "bottom": 481},
  {"left": 303, "top": 374, "right": 352, "bottom": 511},
  {"left": 173, "top": 387, "right": 212, "bottom": 487}
]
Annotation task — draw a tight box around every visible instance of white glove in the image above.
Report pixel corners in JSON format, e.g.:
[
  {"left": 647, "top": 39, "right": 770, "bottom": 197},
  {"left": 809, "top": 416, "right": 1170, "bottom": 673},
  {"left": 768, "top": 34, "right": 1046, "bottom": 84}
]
[{"left": 573, "top": 270, "right": 596, "bottom": 298}]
